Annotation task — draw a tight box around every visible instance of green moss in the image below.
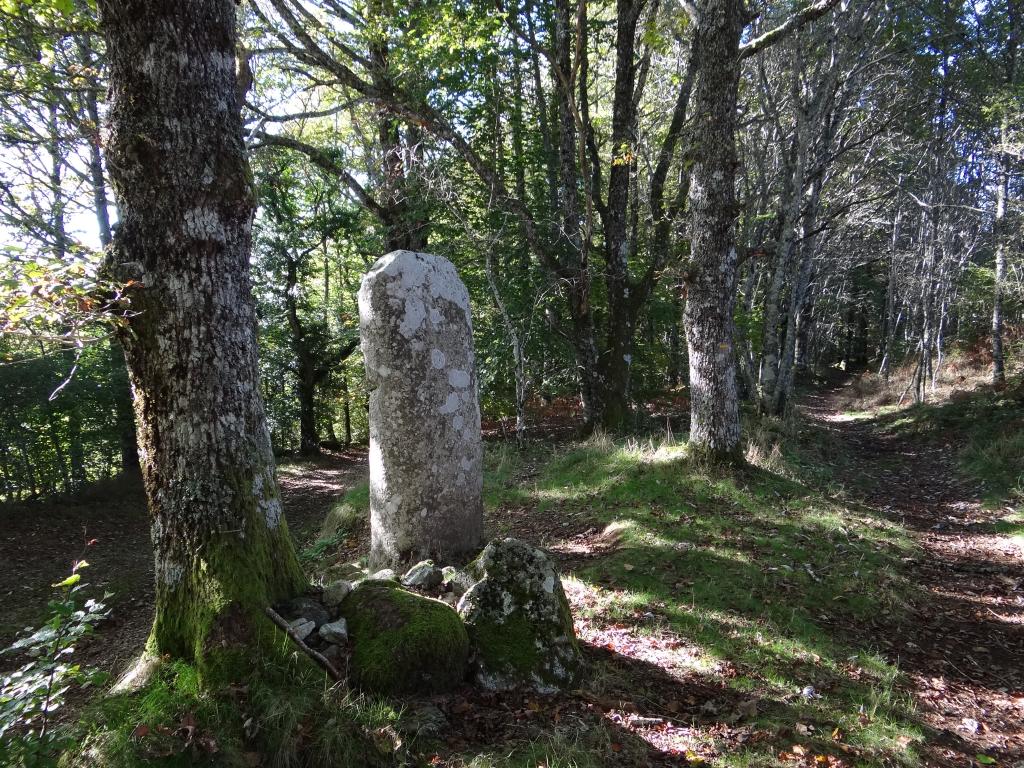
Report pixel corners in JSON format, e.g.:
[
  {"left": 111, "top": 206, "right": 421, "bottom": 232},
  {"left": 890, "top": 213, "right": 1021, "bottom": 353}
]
[
  {"left": 341, "top": 580, "right": 469, "bottom": 694},
  {"left": 470, "top": 609, "right": 543, "bottom": 678},
  {"left": 64, "top": 628, "right": 392, "bottom": 768},
  {"left": 460, "top": 541, "right": 582, "bottom": 691},
  {"left": 149, "top": 469, "right": 307, "bottom": 666}
]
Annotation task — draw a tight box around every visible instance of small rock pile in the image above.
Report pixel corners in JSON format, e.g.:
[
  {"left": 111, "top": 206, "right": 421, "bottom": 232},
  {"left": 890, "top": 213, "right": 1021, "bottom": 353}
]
[{"left": 274, "top": 539, "right": 583, "bottom": 696}]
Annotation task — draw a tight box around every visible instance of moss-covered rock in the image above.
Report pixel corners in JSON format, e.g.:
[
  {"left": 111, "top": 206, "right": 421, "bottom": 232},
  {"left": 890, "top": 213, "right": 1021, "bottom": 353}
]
[
  {"left": 340, "top": 580, "right": 469, "bottom": 694},
  {"left": 457, "top": 538, "right": 582, "bottom": 693}
]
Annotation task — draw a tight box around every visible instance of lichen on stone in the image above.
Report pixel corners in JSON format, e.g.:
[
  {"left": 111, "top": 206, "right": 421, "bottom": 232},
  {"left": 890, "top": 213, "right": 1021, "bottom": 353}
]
[{"left": 457, "top": 538, "right": 582, "bottom": 693}]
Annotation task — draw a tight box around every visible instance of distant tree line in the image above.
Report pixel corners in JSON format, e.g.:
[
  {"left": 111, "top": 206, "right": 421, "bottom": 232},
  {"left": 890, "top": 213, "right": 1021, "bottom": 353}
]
[{"left": 0, "top": 0, "right": 1021, "bottom": 498}]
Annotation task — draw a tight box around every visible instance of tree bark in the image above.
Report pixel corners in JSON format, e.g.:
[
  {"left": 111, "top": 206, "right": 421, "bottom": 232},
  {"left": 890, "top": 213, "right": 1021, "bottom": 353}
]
[
  {"left": 683, "top": 0, "right": 745, "bottom": 460},
  {"left": 283, "top": 249, "right": 321, "bottom": 455},
  {"left": 992, "top": 152, "right": 1009, "bottom": 386},
  {"left": 598, "top": 0, "right": 645, "bottom": 430},
  {"left": 993, "top": 0, "right": 1020, "bottom": 386},
  {"left": 98, "top": 0, "right": 305, "bottom": 662}
]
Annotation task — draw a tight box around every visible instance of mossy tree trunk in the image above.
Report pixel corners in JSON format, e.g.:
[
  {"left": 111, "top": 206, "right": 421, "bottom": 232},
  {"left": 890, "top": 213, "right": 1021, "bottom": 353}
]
[{"left": 98, "top": 0, "right": 306, "bottom": 663}]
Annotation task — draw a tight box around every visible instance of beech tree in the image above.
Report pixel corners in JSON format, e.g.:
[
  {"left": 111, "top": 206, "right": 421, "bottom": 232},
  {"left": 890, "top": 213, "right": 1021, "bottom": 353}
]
[
  {"left": 3, "top": 0, "right": 1019, "bottom": 503},
  {"left": 97, "top": 0, "right": 305, "bottom": 660},
  {"left": 679, "top": 0, "right": 841, "bottom": 458}
]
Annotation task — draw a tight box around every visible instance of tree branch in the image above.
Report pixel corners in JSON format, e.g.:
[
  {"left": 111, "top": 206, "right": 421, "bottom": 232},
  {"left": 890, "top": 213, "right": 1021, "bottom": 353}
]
[
  {"left": 739, "top": 0, "right": 841, "bottom": 60},
  {"left": 252, "top": 131, "right": 387, "bottom": 220}
]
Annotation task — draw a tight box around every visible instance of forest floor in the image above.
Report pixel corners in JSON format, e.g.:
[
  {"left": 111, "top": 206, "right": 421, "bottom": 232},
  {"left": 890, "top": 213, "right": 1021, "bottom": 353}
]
[
  {"left": 801, "top": 378, "right": 1024, "bottom": 766},
  {"left": 1, "top": 377, "right": 1022, "bottom": 767}
]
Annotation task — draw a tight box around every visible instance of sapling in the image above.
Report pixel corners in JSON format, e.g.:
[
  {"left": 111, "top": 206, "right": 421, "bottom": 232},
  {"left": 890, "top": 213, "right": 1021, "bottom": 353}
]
[{"left": 0, "top": 546, "right": 110, "bottom": 767}]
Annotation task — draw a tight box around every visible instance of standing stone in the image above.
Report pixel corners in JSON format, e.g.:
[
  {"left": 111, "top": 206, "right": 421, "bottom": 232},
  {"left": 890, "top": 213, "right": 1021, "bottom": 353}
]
[{"left": 358, "top": 250, "right": 484, "bottom": 568}]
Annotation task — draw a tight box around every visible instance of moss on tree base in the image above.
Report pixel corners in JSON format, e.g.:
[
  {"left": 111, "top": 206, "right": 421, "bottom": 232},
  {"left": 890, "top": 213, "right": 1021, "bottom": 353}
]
[
  {"left": 340, "top": 580, "right": 469, "bottom": 695},
  {"left": 63, "top": 619, "right": 392, "bottom": 768}
]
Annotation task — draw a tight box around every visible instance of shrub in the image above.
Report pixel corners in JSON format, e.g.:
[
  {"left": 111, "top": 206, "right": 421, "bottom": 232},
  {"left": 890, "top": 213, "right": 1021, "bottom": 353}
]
[{"left": 0, "top": 556, "right": 109, "bottom": 767}]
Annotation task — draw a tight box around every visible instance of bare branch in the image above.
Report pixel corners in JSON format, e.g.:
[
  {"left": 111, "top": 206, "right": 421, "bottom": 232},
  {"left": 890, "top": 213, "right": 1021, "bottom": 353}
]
[{"left": 739, "top": 0, "right": 842, "bottom": 60}]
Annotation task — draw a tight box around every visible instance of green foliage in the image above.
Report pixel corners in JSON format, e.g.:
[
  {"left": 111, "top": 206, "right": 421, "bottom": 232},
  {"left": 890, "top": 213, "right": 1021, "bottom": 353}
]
[
  {"left": 250, "top": 151, "right": 368, "bottom": 453},
  {"left": 1, "top": 559, "right": 109, "bottom": 767},
  {"left": 0, "top": 338, "right": 135, "bottom": 502},
  {"left": 0, "top": 0, "right": 135, "bottom": 502}
]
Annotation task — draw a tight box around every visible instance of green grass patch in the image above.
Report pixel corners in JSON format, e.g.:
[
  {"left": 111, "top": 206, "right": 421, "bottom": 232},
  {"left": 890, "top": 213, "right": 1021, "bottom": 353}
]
[
  {"left": 994, "top": 509, "right": 1024, "bottom": 540},
  {"left": 302, "top": 483, "right": 369, "bottom": 568},
  {"left": 452, "top": 729, "right": 617, "bottom": 767},
  {"left": 67, "top": 631, "right": 398, "bottom": 767},
  {"left": 474, "top": 435, "right": 923, "bottom": 766},
  {"left": 876, "top": 388, "right": 1024, "bottom": 505}
]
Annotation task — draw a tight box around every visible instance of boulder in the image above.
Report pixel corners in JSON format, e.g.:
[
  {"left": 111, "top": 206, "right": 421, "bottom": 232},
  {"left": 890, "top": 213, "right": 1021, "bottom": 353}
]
[
  {"left": 402, "top": 560, "right": 444, "bottom": 589},
  {"left": 341, "top": 580, "right": 469, "bottom": 694},
  {"left": 322, "top": 579, "right": 353, "bottom": 610},
  {"left": 458, "top": 538, "right": 582, "bottom": 693},
  {"left": 358, "top": 250, "right": 484, "bottom": 569},
  {"left": 319, "top": 618, "right": 349, "bottom": 645}
]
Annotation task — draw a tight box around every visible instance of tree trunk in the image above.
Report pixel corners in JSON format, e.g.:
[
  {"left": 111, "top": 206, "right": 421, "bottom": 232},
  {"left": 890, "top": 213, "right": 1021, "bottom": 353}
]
[
  {"left": 879, "top": 202, "right": 902, "bottom": 380},
  {"left": 992, "top": 154, "right": 1008, "bottom": 386},
  {"left": 772, "top": 179, "right": 821, "bottom": 415},
  {"left": 993, "top": 0, "right": 1019, "bottom": 386},
  {"left": 283, "top": 250, "right": 321, "bottom": 455},
  {"left": 98, "top": 0, "right": 305, "bottom": 662},
  {"left": 485, "top": 244, "right": 528, "bottom": 442},
  {"left": 597, "top": 0, "right": 644, "bottom": 430},
  {"left": 683, "top": 0, "right": 745, "bottom": 461},
  {"left": 68, "top": 406, "right": 86, "bottom": 491},
  {"left": 551, "top": 0, "right": 605, "bottom": 431},
  {"left": 368, "top": 0, "right": 428, "bottom": 253},
  {"left": 759, "top": 65, "right": 809, "bottom": 413},
  {"left": 340, "top": 366, "right": 353, "bottom": 446}
]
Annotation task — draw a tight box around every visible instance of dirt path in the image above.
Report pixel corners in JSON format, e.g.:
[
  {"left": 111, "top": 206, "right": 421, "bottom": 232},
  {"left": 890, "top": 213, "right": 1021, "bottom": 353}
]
[{"left": 802, "top": 381, "right": 1024, "bottom": 765}]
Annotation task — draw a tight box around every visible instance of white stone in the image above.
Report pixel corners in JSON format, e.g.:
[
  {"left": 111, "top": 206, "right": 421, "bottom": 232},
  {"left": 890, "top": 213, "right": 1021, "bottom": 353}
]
[
  {"left": 319, "top": 618, "right": 349, "bottom": 645},
  {"left": 358, "top": 251, "right": 484, "bottom": 568},
  {"left": 289, "top": 618, "right": 316, "bottom": 642}
]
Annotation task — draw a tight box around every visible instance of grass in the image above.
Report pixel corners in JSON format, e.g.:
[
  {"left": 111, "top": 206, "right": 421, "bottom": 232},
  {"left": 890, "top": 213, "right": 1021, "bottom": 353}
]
[
  {"left": 873, "top": 383, "right": 1024, "bottom": 507},
  {"left": 66, "top": 633, "right": 400, "bottom": 767},
  {"left": 444, "top": 429, "right": 925, "bottom": 766},
  {"left": 302, "top": 484, "right": 370, "bottom": 576}
]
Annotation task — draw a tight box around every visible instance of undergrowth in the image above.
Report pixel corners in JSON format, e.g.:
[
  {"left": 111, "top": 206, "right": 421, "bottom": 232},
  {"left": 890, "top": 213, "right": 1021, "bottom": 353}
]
[
  {"left": 67, "top": 634, "right": 398, "bottom": 767},
  {"left": 444, "top": 427, "right": 924, "bottom": 766}
]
